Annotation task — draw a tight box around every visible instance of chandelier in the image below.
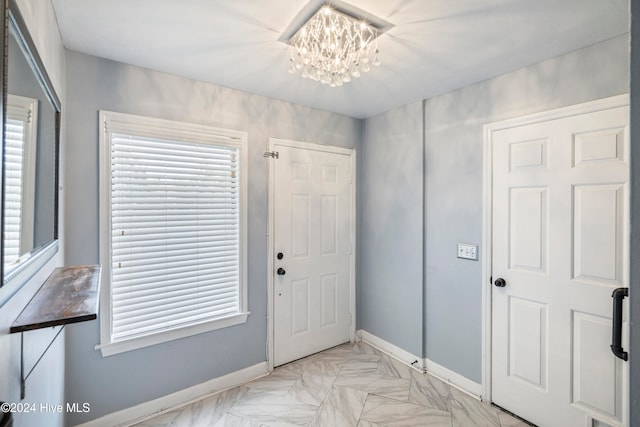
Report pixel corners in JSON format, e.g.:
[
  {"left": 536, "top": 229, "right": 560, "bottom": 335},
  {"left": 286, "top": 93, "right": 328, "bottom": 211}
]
[{"left": 287, "top": 5, "right": 381, "bottom": 87}]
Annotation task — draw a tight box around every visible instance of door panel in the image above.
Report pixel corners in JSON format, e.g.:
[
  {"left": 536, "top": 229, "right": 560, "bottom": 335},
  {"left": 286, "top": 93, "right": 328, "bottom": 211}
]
[
  {"left": 573, "top": 184, "right": 623, "bottom": 284},
  {"left": 508, "top": 296, "right": 548, "bottom": 389},
  {"left": 572, "top": 311, "right": 621, "bottom": 418},
  {"left": 321, "top": 195, "right": 338, "bottom": 255},
  {"left": 573, "top": 128, "right": 625, "bottom": 166},
  {"left": 491, "top": 104, "right": 629, "bottom": 427},
  {"left": 509, "top": 139, "right": 547, "bottom": 171},
  {"left": 290, "top": 194, "right": 310, "bottom": 258},
  {"left": 291, "top": 278, "right": 310, "bottom": 335},
  {"left": 509, "top": 187, "right": 547, "bottom": 271},
  {"left": 273, "top": 143, "right": 353, "bottom": 366},
  {"left": 320, "top": 274, "right": 338, "bottom": 327}
]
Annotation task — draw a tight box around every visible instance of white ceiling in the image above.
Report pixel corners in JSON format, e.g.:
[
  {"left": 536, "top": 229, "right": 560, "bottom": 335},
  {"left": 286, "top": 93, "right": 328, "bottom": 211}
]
[{"left": 51, "top": 0, "right": 629, "bottom": 119}]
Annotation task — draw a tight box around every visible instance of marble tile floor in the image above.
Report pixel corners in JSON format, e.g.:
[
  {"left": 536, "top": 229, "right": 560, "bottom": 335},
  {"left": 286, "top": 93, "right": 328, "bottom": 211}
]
[{"left": 132, "top": 342, "right": 531, "bottom": 427}]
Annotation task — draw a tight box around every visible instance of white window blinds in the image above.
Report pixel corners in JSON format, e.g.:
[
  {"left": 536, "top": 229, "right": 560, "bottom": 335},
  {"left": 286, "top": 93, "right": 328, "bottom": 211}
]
[
  {"left": 4, "top": 117, "right": 26, "bottom": 266},
  {"left": 4, "top": 95, "right": 37, "bottom": 269},
  {"left": 101, "top": 112, "right": 247, "bottom": 347}
]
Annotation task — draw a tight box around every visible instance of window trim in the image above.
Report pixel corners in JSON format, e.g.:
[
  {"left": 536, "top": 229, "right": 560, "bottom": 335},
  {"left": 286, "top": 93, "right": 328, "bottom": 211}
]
[{"left": 97, "top": 110, "right": 249, "bottom": 357}]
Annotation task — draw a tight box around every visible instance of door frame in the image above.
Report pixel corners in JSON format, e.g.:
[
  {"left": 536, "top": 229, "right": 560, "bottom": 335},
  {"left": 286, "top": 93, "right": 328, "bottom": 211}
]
[
  {"left": 481, "top": 94, "right": 630, "bottom": 404},
  {"left": 266, "top": 137, "right": 357, "bottom": 371}
]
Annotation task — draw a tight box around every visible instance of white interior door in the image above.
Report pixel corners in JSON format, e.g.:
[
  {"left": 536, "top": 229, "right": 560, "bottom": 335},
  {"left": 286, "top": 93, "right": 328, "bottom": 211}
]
[
  {"left": 272, "top": 141, "right": 354, "bottom": 366},
  {"left": 491, "top": 103, "right": 629, "bottom": 427}
]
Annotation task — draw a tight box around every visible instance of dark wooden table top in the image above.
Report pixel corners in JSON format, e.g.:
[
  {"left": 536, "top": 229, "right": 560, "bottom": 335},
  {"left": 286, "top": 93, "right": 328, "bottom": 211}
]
[{"left": 10, "top": 265, "right": 101, "bottom": 333}]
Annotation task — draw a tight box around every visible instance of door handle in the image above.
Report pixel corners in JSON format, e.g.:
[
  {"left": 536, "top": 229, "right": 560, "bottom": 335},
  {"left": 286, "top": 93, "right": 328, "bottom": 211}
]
[
  {"left": 494, "top": 278, "right": 506, "bottom": 287},
  {"left": 610, "top": 287, "right": 628, "bottom": 361},
  {"left": 277, "top": 268, "right": 286, "bottom": 276}
]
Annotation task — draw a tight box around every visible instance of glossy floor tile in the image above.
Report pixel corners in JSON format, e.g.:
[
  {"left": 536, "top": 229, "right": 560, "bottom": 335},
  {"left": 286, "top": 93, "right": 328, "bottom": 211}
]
[{"left": 132, "top": 342, "right": 531, "bottom": 427}]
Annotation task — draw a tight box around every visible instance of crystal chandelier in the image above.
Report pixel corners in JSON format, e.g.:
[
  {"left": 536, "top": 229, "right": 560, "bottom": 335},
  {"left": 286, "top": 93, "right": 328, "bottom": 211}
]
[{"left": 288, "top": 5, "right": 381, "bottom": 87}]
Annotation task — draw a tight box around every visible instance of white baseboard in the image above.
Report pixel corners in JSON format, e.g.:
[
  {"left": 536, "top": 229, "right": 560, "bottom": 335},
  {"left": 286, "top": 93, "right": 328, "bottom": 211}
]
[
  {"left": 356, "top": 329, "right": 482, "bottom": 400},
  {"left": 74, "top": 362, "right": 269, "bottom": 427},
  {"left": 424, "top": 358, "right": 482, "bottom": 399},
  {"left": 357, "top": 329, "right": 424, "bottom": 371}
]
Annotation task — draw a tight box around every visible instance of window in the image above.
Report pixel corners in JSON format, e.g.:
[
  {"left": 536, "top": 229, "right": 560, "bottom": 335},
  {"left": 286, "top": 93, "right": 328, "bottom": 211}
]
[
  {"left": 4, "top": 95, "right": 37, "bottom": 270},
  {"left": 98, "top": 111, "right": 248, "bottom": 356}
]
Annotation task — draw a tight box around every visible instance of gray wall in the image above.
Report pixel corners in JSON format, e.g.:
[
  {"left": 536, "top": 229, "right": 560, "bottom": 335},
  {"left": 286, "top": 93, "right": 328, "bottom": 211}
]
[
  {"left": 0, "top": 1, "right": 66, "bottom": 426},
  {"left": 424, "top": 35, "right": 629, "bottom": 382},
  {"left": 358, "top": 101, "right": 424, "bottom": 357},
  {"left": 355, "top": 35, "right": 630, "bottom": 383},
  {"left": 63, "top": 51, "right": 361, "bottom": 425},
  {"left": 629, "top": 0, "right": 639, "bottom": 423}
]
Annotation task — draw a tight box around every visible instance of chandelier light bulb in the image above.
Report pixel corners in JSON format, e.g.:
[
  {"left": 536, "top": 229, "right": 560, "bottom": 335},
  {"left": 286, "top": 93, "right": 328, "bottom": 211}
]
[{"left": 287, "top": 5, "right": 381, "bottom": 87}]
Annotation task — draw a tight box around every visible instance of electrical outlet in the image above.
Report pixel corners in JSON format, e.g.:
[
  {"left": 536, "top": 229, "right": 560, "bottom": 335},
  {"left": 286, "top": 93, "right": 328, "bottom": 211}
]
[{"left": 457, "top": 243, "right": 478, "bottom": 261}]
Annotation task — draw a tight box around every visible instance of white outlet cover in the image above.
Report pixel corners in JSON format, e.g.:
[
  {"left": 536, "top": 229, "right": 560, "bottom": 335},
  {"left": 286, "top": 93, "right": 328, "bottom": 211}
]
[{"left": 457, "top": 243, "right": 479, "bottom": 261}]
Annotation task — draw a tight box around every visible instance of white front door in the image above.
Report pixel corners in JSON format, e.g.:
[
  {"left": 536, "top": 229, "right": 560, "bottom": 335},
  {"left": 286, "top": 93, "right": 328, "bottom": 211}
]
[
  {"left": 490, "top": 101, "right": 629, "bottom": 427},
  {"left": 272, "top": 140, "right": 354, "bottom": 366}
]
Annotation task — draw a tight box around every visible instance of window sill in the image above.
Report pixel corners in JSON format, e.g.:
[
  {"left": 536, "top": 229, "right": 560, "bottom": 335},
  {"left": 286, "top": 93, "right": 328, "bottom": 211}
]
[{"left": 96, "top": 311, "right": 250, "bottom": 357}]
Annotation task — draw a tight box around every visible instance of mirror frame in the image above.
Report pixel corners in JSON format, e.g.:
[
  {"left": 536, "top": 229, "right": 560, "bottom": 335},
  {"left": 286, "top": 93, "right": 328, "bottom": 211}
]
[{"left": 1, "top": 0, "right": 61, "bottom": 290}]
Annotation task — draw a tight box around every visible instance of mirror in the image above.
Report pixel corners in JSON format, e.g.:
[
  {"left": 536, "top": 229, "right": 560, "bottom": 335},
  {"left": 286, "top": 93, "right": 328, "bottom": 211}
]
[{"left": 1, "top": 1, "right": 60, "bottom": 287}]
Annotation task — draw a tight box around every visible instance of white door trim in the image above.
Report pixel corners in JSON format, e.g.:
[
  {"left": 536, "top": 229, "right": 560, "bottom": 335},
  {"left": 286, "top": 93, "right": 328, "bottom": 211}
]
[
  {"left": 481, "top": 94, "right": 630, "bottom": 402},
  {"left": 266, "top": 137, "right": 356, "bottom": 371}
]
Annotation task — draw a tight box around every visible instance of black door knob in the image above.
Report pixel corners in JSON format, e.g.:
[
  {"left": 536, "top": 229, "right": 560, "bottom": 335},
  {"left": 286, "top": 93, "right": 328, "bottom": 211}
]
[
  {"left": 277, "top": 252, "right": 284, "bottom": 260},
  {"left": 494, "top": 278, "right": 506, "bottom": 287},
  {"left": 277, "top": 268, "right": 286, "bottom": 276}
]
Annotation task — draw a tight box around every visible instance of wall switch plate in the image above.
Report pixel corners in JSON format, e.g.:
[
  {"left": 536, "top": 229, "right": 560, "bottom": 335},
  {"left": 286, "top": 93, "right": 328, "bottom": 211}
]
[{"left": 457, "top": 243, "right": 478, "bottom": 260}]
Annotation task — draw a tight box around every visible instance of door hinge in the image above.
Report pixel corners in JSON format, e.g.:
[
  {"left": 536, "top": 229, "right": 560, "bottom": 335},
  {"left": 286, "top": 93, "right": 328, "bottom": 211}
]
[{"left": 263, "top": 151, "right": 279, "bottom": 159}]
